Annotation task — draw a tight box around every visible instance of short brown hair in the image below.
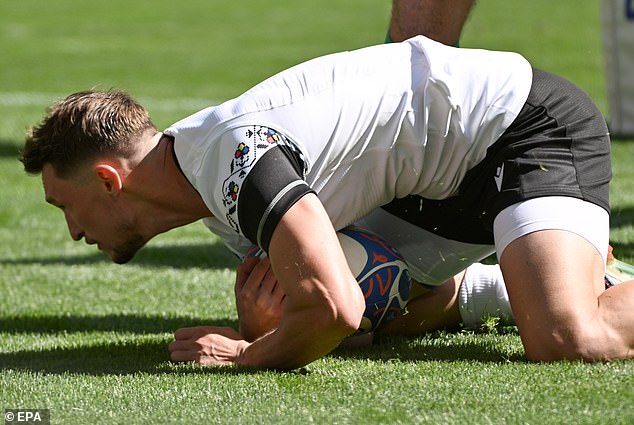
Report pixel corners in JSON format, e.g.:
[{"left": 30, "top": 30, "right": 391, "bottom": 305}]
[{"left": 21, "top": 90, "right": 157, "bottom": 178}]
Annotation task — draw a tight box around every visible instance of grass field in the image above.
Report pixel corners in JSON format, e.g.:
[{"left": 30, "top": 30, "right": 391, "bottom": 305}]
[{"left": 1, "top": 1, "right": 633, "bottom": 424}]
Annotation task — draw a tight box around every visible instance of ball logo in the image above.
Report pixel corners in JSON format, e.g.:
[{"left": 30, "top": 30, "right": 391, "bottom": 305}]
[
  {"left": 364, "top": 252, "right": 396, "bottom": 298},
  {"left": 338, "top": 226, "right": 411, "bottom": 333}
]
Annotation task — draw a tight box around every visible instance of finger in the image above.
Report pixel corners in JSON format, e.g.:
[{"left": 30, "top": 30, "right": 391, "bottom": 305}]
[
  {"left": 241, "top": 257, "right": 272, "bottom": 294},
  {"left": 235, "top": 256, "right": 260, "bottom": 292},
  {"left": 168, "top": 339, "right": 193, "bottom": 353},
  {"left": 260, "top": 267, "right": 279, "bottom": 294},
  {"left": 170, "top": 332, "right": 245, "bottom": 365},
  {"left": 262, "top": 279, "right": 285, "bottom": 306},
  {"left": 272, "top": 283, "right": 287, "bottom": 304},
  {"left": 169, "top": 337, "right": 205, "bottom": 361},
  {"left": 173, "top": 325, "right": 215, "bottom": 340},
  {"left": 170, "top": 350, "right": 230, "bottom": 366},
  {"left": 170, "top": 348, "right": 204, "bottom": 363}
]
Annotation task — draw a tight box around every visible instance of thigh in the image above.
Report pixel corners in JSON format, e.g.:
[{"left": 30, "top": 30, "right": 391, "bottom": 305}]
[
  {"left": 499, "top": 229, "right": 606, "bottom": 360},
  {"left": 494, "top": 197, "right": 610, "bottom": 360},
  {"left": 493, "top": 196, "right": 609, "bottom": 266}
]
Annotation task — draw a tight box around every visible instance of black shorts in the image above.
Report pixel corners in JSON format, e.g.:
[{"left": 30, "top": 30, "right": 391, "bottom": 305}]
[{"left": 382, "top": 68, "right": 612, "bottom": 245}]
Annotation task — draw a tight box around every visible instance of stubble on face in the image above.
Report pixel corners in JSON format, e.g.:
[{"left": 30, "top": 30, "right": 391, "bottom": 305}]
[
  {"left": 109, "top": 238, "right": 146, "bottom": 264},
  {"left": 106, "top": 222, "right": 149, "bottom": 264}
]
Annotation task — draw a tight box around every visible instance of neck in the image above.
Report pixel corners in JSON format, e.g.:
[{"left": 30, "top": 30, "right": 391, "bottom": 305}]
[{"left": 126, "top": 133, "right": 212, "bottom": 235}]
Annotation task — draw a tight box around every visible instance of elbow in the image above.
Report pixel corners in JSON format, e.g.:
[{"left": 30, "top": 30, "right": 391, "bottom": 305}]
[
  {"left": 322, "top": 279, "right": 366, "bottom": 338},
  {"left": 342, "top": 285, "right": 367, "bottom": 334}
]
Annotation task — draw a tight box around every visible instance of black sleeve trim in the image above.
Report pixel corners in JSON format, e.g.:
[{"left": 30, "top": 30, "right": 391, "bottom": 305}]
[{"left": 238, "top": 146, "right": 314, "bottom": 252}]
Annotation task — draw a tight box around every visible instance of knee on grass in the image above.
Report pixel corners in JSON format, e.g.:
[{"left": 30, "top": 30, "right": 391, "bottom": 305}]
[{"left": 522, "top": 319, "right": 627, "bottom": 362}]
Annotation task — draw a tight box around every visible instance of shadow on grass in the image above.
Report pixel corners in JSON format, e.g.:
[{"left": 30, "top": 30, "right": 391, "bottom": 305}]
[
  {"left": 0, "top": 339, "right": 174, "bottom": 375},
  {"left": 0, "top": 313, "right": 249, "bottom": 376},
  {"left": 0, "top": 241, "right": 239, "bottom": 270},
  {"left": 0, "top": 252, "right": 110, "bottom": 267},
  {"left": 612, "top": 204, "right": 634, "bottom": 223},
  {"left": 611, "top": 205, "right": 634, "bottom": 228},
  {"left": 0, "top": 313, "right": 525, "bottom": 375},
  {"left": 0, "top": 334, "right": 525, "bottom": 376},
  {"left": 610, "top": 241, "right": 634, "bottom": 260},
  {"left": 132, "top": 242, "right": 239, "bottom": 269},
  {"left": 0, "top": 313, "right": 237, "bottom": 334},
  {"left": 0, "top": 339, "right": 260, "bottom": 376},
  {"left": 334, "top": 331, "right": 526, "bottom": 364}
]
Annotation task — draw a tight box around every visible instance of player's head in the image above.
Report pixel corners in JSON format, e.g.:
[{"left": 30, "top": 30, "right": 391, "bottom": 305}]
[
  {"left": 21, "top": 90, "right": 159, "bottom": 264},
  {"left": 21, "top": 89, "right": 157, "bottom": 179}
]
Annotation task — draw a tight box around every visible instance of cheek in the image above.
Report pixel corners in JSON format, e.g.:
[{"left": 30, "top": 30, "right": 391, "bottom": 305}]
[
  {"left": 100, "top": 206, "right": 135, "bottom": 237},
  {"left": 75, "top": 200, "right": 114, "bottom": 236}
]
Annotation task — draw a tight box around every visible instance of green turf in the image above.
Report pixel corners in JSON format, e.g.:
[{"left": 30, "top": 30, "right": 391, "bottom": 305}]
[{"left": 2, "top": 0, "right": 634, "bottom": 424}]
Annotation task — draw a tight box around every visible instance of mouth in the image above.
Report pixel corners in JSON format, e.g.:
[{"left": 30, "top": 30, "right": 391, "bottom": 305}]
[{"left": 86, "top": 239, "right": 104, "bottom": 252}]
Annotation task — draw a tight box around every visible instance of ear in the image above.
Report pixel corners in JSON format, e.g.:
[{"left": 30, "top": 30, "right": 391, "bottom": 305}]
[{"left": 94, "top": 164, "right": 123, "bottom": 195}]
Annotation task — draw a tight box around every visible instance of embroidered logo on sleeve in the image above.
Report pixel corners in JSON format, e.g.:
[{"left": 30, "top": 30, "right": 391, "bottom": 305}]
[
  {"left": 221, "top": 126, "right": 285, "bottom": 233},
  {"left": 234, "top": 142, "right": 250, "bottom": 162}
]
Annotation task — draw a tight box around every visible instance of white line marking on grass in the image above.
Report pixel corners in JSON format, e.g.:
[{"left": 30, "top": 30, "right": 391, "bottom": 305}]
[
  {"left": 0, "top": 91, "right": 219, "bottom": 112},
  {"left": 0, "top": 92, "right": 59, "bottom": 107}
]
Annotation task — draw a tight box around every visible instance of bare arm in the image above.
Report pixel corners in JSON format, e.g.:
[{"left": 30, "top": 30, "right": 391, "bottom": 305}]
[
  {"left": 234, "top": 252, "right": 468, "bottom": 341},
  {"left": 170, "top": 193, "right": 366, "bottom": 370},
  {"left": 236, "top": 193, "right": 366, "bottom": 368}
]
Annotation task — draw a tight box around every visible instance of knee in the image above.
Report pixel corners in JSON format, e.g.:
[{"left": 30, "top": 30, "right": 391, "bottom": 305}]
[{"left": 522, "top": 320, "right": 621, "bottom": 362}]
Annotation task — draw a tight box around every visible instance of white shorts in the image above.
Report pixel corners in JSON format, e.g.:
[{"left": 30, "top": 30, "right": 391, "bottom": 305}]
[{"left": 493, "top": 196, "right": 609, "bottom": 264}]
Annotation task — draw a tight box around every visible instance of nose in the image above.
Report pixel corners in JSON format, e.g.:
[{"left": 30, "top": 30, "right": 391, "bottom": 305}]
[{"left": 64, "top": 210, "right": 84, "bottom": 241}]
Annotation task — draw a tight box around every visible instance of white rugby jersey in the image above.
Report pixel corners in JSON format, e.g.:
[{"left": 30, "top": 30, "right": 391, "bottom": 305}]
[{"left": 164, "top": 36, "right": 533, "bottom": 256}]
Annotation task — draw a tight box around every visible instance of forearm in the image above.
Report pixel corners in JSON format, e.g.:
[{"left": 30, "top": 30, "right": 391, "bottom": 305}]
[
  {"left": 236, "top": 304, "right": 359, "bottom": 370},
  {"left": 237, "top": 194, "right": 365, "bottom": 369}
]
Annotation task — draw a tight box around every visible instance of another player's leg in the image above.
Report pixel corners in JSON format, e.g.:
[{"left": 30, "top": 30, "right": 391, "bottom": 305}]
[{"left": 387, "top": 0, "right": 476, "bottom": 45}]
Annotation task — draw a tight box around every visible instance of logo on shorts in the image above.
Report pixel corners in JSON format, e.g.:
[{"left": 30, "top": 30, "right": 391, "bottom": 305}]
[{"left": 494, "top": 163, "right": 504, "bottom": 191}]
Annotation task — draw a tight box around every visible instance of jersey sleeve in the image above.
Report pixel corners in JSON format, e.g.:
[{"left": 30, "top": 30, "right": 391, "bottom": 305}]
[{"left": 218, "top": 126, "right": 314, "bottom": 252}]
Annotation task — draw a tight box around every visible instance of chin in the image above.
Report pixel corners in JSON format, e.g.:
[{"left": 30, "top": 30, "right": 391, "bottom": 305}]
[
  {"left": 112, "top": 253, "right": 135, "bottom": 265},
  {"left": 108, "top": 240, "right": 147, "bottom": 265}
]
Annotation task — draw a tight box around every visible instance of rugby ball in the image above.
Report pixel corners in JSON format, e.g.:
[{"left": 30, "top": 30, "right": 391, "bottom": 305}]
[
  {"left": 337, "top": 226, "right": 411, "bottom": 334},
  {"left": 244, "top": 226, "right": 411, "bottom": 334}
]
